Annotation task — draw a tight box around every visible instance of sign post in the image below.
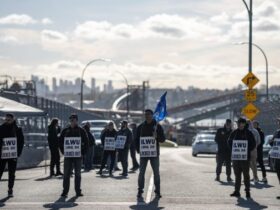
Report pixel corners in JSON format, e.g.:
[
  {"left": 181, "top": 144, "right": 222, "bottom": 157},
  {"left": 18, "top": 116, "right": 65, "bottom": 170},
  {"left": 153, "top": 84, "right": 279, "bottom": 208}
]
[{"left": 241, "top": 72, "right": 260, "bottom": 120}]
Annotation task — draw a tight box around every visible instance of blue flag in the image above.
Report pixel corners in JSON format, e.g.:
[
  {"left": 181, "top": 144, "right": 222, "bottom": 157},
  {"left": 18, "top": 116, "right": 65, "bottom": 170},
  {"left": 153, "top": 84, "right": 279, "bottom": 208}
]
[{"left": 153, "top": 91, "right": 167, "bottom": 122}]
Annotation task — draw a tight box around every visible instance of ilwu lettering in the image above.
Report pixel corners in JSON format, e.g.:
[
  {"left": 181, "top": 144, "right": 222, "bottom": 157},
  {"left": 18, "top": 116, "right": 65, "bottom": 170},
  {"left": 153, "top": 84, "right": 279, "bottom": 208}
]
[
  {"left": 1, "top": 137, "right": 17, "bottom": 159},
  {"left": 140, "top": 137, "right": 157, "bottom": 158},
  {"left": 115, "top": 136, "right": 127, "bottom": 149},
  {"left": 231, "top": 140, "right": 248, "bottom": 160},
  {"left": 64, "top": 137, "right": 81, "bottom": 158},
  {"left": 104, "top": 137, "right": 115, "bottom": 151}
]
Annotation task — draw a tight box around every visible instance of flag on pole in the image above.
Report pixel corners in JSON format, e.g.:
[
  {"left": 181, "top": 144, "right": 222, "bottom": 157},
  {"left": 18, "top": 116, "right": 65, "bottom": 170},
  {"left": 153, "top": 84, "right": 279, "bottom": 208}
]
[{"left": 153, "top": 91, "right": 167, "bottom": 122}]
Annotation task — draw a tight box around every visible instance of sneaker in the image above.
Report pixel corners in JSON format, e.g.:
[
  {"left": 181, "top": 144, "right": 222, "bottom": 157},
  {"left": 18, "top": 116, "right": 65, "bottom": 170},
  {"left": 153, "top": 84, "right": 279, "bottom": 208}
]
[
  {"left": 215, "top": 176, "right": 220, "bottom": 181},
  {"left": 120, "top": 173, "right": 128, "bottom": 177},
  {"left": 114, "top": 167, "right": 121, "bottom": 171},
  {"left": 8, "top": 189, "right": 13, "bottom": 197},
  {"left": 227, "top": 177, "right": 233, "bottom": 182},
  {"left": 55, "top": 172, "right": 64, "bottom": 176},
  {"left": 96, "top": 170, "right": 102, "bottom": 175},
  {"left": 254, "top": 178, "right": 259, "bottom": 184},
  {"left": 230, "top": 191, "right": 241, "bottom": 197},
  {"left": 76, "top": 192, "right": 84, "bottom": 197},
  {"left": 246, "top": 192, "right": 251, "bottom": 199},
  {"left": 262, "top": 177, "right": 268, "bottom": 183},
  {"left": 61, "top": 192, "right": 68, "bottom": 197},
  {"left": 276, "top": 196, "right": 280, "bottom": 200}
]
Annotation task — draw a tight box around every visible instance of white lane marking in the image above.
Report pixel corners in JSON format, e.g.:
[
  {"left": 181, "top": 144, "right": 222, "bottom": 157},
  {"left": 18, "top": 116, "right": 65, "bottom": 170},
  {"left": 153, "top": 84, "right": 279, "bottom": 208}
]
[{"left": 146, "top": 174, "right": 154, "bottom": 203}]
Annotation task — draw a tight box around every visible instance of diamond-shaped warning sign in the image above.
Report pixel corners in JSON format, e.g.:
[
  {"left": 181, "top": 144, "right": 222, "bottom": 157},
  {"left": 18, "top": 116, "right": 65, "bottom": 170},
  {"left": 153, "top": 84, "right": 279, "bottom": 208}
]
[
  {"left": 242, "top": 72, "right": 260, "bottom": 89},
  {"left": 242, "top": 103, "right": 260, "bottom": 120}
]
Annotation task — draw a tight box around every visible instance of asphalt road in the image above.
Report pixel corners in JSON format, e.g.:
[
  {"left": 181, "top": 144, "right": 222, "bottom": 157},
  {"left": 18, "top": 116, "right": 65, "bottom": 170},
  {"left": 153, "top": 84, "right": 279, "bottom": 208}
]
[{"left": 0, "top": 147, "right": 279, "bottom": 209}]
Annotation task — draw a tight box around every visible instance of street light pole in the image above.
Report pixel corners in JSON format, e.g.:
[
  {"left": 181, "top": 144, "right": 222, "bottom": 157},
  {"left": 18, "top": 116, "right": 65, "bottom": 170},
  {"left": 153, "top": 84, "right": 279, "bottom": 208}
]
[
  {"left": 242, "top": 0, "right": 253, "bottom": 73},
  {"left": 80, "top": 58, "right": 110, "bottom": 110},
  {"left": 116, "top": 71, "right": 129, "bottom": 120},
  {"left": 235, "top": 42, "right": 269, "bottom": 100}
]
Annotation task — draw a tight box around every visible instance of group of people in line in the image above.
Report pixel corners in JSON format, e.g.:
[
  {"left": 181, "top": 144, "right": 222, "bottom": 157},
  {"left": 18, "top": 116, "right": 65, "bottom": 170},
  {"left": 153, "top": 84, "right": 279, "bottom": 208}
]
[
  {"left": 215, "top": 117, "right": 280, "bottom": 199},
  {"left": 2, "top": 111, "right": 280, "bottom": 201},
  {"left": 0, "top": 109, "right": 166, "bottom": 200}
]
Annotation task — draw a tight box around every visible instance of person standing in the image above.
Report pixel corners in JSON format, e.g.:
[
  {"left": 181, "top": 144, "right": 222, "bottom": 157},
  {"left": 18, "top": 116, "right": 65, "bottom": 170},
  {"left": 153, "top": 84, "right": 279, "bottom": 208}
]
[
  {"left": 270, "top": 118, "right": 280, "bottom": 199},
  {"left": 48, "top": 118, "right": 63, "bottom": 177},
  {"left": 59, "top": 114, "right": 89, "bottom": 197},
  {"left": 116, "top": 121, "right": 132, "bottom": 177},
  {"left": 253, "top": 120, "right": 267, "bottom": 183},
  {"left": 0, "top": 113, "right": 24, "bottom": 197},
  {"left": 136, "top": 109, "right": 166, "bottom": 199},
  {"left": 228, "top": 118, "right": 256, "bottom": 198},
  {"left": 97, "top": 122, "right": 117, "bottom": 176},
  {"left": 83, "top": 122, "right": 96, "bottom": 172},
  {"left": 247, "top": 120, "right": 261, "bottom": 183},
  {"left": 129, "top": 123, "right": 139, "bottom": 171},
  {"left": 215, "top": 119, "right": 233, "bottom": 182}
]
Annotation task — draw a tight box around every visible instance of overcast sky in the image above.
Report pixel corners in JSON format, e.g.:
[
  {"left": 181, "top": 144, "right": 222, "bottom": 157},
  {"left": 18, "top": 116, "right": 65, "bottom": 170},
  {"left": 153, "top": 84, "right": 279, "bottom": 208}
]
[{"left": 0, "top": 0, "right": 279, "bottom": 89}]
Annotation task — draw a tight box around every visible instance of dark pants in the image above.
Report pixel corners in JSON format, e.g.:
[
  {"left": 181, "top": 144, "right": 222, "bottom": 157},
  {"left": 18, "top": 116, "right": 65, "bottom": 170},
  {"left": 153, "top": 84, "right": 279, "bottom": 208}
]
[
  {"left": 84, "top": 146, "right": 94, "bottom": 171},
  {"left": 119, "top": 148, "right": 129, "bottom": 175},
  {"left": 130, "top": 142, "right": 139, "bottom": 168},
  {"left": 233, "top": 161, "right": 250, "bottom": 193},
  {"left": 257, "top": 148, "right": 266, "bottom": 178},
  {"left": 100, "top": 150, "right": 116, "bottom": 172},
  {"left": 216, "top": 154, "right": 231, "bottom": 177},
  {"left": 138, "top": 156, "right": 160, "bottom": 194},
  {"left": 0, "top": 159, "right": 17, "bottom": 190},
  {"left": 63, "top": 158, "right": 82, "bottom": 194},
  {"left": 50, "top": 147, "right": 61, "bottom": 175},
  {"left": 275, "top": 159, "right": 280, "bottom": 184}
]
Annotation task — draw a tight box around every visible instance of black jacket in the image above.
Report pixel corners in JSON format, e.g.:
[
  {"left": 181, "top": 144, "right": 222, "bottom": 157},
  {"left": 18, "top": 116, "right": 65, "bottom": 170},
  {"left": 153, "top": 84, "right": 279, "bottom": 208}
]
[
  {"left": 228, "top": 128, "right": 256, "bottom": 161},
  {"left": 271, "top": 129, "right": 280, "bottom": 169},
  {"left": 0, "top": 122, "right": 24, "bottom": 159},
  {"left": 48, "top": 125, "right": 60, "bottom": 150},
  {"left": 135, "top": 120, "right": 165, "bottom": 156},
  {"left": 59, "top": 125, "right": 89, "bottom": 156},
  {"left": 256, "top": 127, "right": 264, "bottom": 150},
  {"left": 215, "top": 126, "right": 232, "bottom": 157},
  {"left": 116, "top": 128, "right": 133, "bottom": 150},
  {"left": 101, "top": 129, "right": 117, "bottom": 147},
  {"left": 83, "top": 127, "right": 95, "bottom": 148}
]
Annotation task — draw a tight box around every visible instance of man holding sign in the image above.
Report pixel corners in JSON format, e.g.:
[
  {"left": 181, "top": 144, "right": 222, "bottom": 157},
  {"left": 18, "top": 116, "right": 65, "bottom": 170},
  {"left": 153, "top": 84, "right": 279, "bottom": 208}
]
[
  {"left": 59, "top": 114, "right": 89, "bottom": 197},
  {"left": 228, "top": 118, "right": 256, "bottom": 199},
  {"left": 136, "top": 107, "right": 166, "bottom": 199},
  {"left": 269, "top": 117, "right": 280, "bottom": 199},
  {"left": 0, "top": 113, "right": 24, "bottom": 197},
  {"left": 116, "top": 120, "right": 132, "bottom": 177},
  {"left": 97, "top": 122, "right": 117, "bottom": 176}
]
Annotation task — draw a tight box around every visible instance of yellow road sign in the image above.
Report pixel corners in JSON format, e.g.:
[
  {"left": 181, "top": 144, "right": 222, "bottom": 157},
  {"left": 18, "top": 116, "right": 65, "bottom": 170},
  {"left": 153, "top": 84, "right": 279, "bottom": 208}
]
[
  {"left": 242, "top": 72, "right": 260, "bottom": 89},
  {"left": 245, "top": 89, "right": 257, "bottom": 102},
  {"left": 242, "top": 103, "right": 260, "bottom": 120}
]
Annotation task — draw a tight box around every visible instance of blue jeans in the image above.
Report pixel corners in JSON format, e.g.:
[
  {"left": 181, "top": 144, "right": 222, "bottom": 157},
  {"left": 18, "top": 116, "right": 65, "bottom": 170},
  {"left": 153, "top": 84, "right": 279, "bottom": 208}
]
[{"left": 138, "top": 156, "right": 160, "bottom": 194}]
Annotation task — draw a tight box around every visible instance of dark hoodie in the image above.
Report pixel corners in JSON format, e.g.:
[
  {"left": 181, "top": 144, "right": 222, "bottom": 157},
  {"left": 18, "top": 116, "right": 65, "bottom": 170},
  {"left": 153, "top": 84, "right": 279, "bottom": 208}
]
[
  {"left": 0, "top": 121, "right": 24, "bottom": 159},
  {"left": 215, "top": 125, "right": 232, "bottom": 157},
  {"left": 59, "top": 125, "right": 89, "bottom": 156},
  {"left": 101, "top": 129, "right": 117, "bottom": 147},
  {"left": 135, "top": 120, "right": 165, "bottom": 157},
  {"left": 228, "top": 127, "right": 256, "bottom": 160},
  {"left": 116, "top": 127, "right": 133, "bottom": 150}
]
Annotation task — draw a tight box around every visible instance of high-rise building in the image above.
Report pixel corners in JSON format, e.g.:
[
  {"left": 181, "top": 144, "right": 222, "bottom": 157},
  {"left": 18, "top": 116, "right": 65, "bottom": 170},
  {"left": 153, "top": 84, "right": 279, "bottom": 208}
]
[
  {"left": 52, "top": 77, "right": 57, "bottom": 92},
  {"left": 107, "top": 80, "right": 113, "bottom": 93}
]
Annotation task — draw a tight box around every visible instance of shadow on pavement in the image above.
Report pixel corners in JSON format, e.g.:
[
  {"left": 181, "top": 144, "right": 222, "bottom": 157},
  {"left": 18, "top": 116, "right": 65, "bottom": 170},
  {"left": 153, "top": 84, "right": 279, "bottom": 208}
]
[
  {"left": 236, "top": 197, "right": 268, "bottom": 210},
  {"left": 0, "top": 196, "right": 11, "bottom": 208},
  {"left": 43, "top": 196, "right": 78, "bottom": 210},
  {"left": 218, "top": 180, "right": 235, "bottom": 186},
  {"left": 130, "top": 197, "right": 164, "bottom": 210},
  {"left": 35, "top": 176, "right": 63, "bottom": 181},
  {"left": 251, "top": 182, "right": 274, "bottom": 189}
]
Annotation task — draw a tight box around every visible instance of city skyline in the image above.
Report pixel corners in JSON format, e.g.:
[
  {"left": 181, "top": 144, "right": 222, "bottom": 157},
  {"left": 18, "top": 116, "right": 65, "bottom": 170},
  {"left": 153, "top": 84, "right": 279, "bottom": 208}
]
[{"left": 0, "top": 0, "right": 279, "bottom": 89}]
